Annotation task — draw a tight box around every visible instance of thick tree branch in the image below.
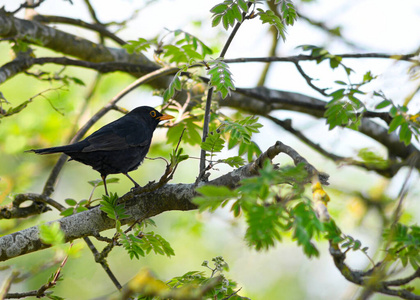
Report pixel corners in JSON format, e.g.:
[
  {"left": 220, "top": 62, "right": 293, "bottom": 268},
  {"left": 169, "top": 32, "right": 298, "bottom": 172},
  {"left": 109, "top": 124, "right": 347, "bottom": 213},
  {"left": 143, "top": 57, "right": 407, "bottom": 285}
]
[
  {"left": 0, "top": 9, "right": 166, "bottom": 84},
  {"left": 329, "top": 242, "right": 420, "bottom": 300},
  {"left": 32, "top": 15, "right": 126, "bottom": 45},
  {"left": 221, "top": 87, "right": 420, "bottom": 169},
  {"left": 0, "top": 141, "right": 326, "bottom": 261}
]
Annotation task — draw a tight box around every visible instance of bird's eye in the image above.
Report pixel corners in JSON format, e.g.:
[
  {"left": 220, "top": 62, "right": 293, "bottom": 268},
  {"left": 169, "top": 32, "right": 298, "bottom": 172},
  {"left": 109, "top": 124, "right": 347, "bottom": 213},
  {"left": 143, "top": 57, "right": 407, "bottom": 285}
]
[{"left": 150, "top": 111, "right": 157, "bottom": 118}]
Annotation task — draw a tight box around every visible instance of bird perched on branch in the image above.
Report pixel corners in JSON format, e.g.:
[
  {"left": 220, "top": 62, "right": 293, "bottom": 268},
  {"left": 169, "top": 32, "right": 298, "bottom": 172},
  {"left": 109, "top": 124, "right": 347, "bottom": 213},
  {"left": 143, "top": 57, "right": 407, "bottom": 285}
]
[{"left": 28, "top": 106, "right": 174, "bottom": 195}]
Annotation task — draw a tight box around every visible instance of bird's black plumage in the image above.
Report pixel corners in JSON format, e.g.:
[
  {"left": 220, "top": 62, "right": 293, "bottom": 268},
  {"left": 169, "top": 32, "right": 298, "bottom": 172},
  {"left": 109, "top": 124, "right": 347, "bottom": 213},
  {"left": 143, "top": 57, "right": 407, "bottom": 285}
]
[{"left": 29, "top": 106, "right": 174, "bottom": 194}]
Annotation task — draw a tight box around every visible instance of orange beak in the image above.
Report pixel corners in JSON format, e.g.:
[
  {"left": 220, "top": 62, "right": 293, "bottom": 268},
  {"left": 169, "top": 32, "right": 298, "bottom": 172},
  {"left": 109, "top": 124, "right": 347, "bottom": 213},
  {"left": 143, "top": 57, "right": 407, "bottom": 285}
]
[{"left": 158, "top": 114, "right": 175, "bottom": 121}]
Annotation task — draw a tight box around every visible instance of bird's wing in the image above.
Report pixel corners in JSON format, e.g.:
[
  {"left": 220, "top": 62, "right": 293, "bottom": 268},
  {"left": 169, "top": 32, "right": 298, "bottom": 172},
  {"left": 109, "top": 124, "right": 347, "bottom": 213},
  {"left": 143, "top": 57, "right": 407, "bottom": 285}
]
[{"left": 82, "top": 118, "right": 151, "bottom": 152}]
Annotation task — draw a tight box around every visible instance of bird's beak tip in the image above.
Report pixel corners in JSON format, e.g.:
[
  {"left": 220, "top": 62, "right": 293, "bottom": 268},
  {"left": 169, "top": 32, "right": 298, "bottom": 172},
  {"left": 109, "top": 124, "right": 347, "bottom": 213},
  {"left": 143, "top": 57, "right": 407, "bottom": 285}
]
[{"left": 158, "top": 114, "right": 175, "bottom": 121}]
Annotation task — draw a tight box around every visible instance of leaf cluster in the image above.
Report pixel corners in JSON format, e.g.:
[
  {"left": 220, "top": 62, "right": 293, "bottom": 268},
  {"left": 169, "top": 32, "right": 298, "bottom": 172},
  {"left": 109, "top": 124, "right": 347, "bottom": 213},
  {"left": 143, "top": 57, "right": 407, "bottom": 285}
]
[
  {"left": 121, "top": 230, "right": 175, "bottom": 260},
  {"left": 200, "top": 115, "right": 263, "bottom": 164},
  {"left": 207, "top": 59, "right": 235, "bottom": 99},
  {"left": 194, "top": 161, "right": 325, "bottom": 257},
  {"left": 99, "top": 193, "right": 175, "bottom": 260},
  {"left": 376, "top": 96, "right": 420, "bottom": 146},
  {"left": 384, "top": 223, "right": 420, "bottom": 269},
  {"left": 210, "top": 0, "right": 249, "bottom": 30},
  {"left": 162, "top": 30, "right": 213, "bottom": 64}
]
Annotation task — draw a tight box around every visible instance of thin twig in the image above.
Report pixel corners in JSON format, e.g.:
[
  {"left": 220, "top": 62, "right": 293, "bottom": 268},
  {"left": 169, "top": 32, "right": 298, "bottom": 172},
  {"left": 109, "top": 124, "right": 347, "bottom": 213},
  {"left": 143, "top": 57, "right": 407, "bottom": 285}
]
[{"left": 200, "top": 6, "right": 251, "bottom": 175}]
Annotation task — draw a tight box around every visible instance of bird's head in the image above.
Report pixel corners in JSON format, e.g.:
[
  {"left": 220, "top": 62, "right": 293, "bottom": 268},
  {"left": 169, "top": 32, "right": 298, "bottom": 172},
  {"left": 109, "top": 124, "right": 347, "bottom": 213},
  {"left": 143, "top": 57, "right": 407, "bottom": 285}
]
[{"left": 130, "top": 106, "right": 174, "bottom": 124}]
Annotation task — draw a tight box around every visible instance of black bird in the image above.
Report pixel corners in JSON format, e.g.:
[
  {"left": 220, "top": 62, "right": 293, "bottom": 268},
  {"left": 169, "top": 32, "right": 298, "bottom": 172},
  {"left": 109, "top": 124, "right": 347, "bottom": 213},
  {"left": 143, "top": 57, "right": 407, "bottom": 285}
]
[{"left": 28, "top": 106, "right": 174, "bottom": 195}]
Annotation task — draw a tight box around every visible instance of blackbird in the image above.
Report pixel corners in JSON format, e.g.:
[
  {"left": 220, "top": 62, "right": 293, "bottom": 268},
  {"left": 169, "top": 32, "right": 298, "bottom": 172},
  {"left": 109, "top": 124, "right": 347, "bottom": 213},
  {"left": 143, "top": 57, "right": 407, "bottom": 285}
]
[{"left": 28, "top": 106, "right": 174, "bottom": 195}]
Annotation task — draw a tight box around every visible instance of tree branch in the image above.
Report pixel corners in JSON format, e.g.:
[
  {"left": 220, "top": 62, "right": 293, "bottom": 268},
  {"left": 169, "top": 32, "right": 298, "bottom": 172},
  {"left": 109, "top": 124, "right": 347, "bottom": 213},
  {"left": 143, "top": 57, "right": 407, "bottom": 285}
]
[
  {"left": 32, "top": 14, "right": 126, "bottom": 45},
  {"left": 1, "top": 141, "right": 323, "bottom": 261}
]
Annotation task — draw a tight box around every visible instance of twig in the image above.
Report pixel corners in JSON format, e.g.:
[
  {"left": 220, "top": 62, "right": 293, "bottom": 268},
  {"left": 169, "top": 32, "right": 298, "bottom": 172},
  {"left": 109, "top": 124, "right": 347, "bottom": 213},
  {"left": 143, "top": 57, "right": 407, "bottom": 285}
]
[
  {"left": 11, "top": 0, "right": 45, "bottom": 14},
  {"left": 294, "top": 61, "right": 328, "bottom": 96},
  {"left": 33, "top": 15, "right": 126, "bottom": 45},
  {"left": 200, "top": 5, "right": 251, "bottom": 175}
]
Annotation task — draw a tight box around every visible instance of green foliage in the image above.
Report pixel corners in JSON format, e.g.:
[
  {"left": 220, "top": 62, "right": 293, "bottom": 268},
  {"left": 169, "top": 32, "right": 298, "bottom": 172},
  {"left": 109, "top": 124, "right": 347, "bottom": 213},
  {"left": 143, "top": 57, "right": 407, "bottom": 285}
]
[
  {"left": 245, "top": 204, "right": 286, "bottom": 250},
  {"left": 357, "top": 148, "right": 389, "bottom": 170},
  {"left": 167, "top": 117, "right": 203, "bottom": 146},
  {"left": 257, "top": 8, "right": 287, "bottom": 41},
  {"left": 341, "top": 235, "right": 369, "bottom": 253},
  {"left": 201, "top": 131, "right": 225, "bottom": 153},
  {"left": 162, "top": 30, "right": 213, "bottom": 64},
  {"left": 238, "top": 140, "right": 262, "bottom": 162},
  {"left": 194, "top": 185, "right": 238, "bottom": 212},
  {"left": 123, "top": 38, "right": 153, "bottom": 53},
  {"left": 60, "top": 199, "right": 89, "bottom": 217},
  {"left": 384, "top": 223, "right": 420, "bottom": 269},
  {"left": 39, "top": 222, "right": 65, "bottom": 246},
  {"left": 298, "top": 45, "right": 345, "bottom": 70},
  {"left": 376, "top": 96, "right": 419, "bottom": 146},
  {"left": 218, "top": 155, "right": 245, "bottom": 167},
  {"left": 207, "top": 60, "right": 235, "bottom": 99},
  {"left": 170, "top": 147, "right": 189, "bottom": 165},
  {"left": 88, "top": 177, "right": 119, "bottom": 188},
  {"left": 210, "top": 0, "right": 249, "bottom": 30},
  {"left": 163, "top": 70, "right": 184, "bottom": 102},
  {"left": 99, "top": 192, "right": 130, "bottom": 220},
  {"left": 324, "top": 80, "right": 370, "bottom": 130},
  {"left": 120, "top": 231, "right": 175, "bottom": 260},
  {"left": 279, "top": 0, "right": 298, "bottom": 25},
  {"left": 194, "top": 162, "right": 324, "bottom": 257},
  {"left": 223, "top": 116, "right": 263, "bottom": 145},
  {"left": 290, "top": 201, "right": 323, "bottom": 257},
  {"left": 165, "top": 256, "right": 244, "bottom": 300}
]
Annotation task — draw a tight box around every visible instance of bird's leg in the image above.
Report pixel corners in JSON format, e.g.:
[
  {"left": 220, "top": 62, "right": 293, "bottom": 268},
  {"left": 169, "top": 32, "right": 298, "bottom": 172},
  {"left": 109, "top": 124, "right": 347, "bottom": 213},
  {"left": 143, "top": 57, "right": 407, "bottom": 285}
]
[
  {"left": 101, "top": 175, "right": 109, "bottom": 196},
  {"left": 124, "top": 173, "right": 140, "bottom": 189}
]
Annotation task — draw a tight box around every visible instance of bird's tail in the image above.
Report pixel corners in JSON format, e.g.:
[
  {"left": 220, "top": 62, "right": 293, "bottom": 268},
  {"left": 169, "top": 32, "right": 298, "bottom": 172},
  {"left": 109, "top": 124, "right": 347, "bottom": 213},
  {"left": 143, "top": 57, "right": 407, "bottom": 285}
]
[{"left": 26, "top": 145, "right": 72, "bottom": 155}]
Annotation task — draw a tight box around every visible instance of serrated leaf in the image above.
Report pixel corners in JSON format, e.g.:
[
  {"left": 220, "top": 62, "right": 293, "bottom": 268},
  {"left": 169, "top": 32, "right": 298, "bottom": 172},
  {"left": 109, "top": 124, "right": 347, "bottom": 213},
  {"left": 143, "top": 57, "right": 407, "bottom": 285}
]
[
  {"left": 219, "top": 156, "right": 245, "bottom": 167},
  {"left": 193, "top": 185, "right": 237, "bottom": 212},
  {"left": 201, "top": 132, "right": 225, "bottom": 153}
]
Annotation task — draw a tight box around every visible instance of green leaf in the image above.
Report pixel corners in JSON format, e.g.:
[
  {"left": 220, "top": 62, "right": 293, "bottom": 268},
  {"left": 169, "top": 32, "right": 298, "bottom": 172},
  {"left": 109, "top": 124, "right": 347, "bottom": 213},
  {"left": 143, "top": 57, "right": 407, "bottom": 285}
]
[
  {"left": 244, "top": 205, "right": 285, "bottom": 250},
  {"left": 388, "top": 114, "right": 405, "bottom": 133},
  {"left": 219, "top": 156, "right": 245, "bottom": 167},
  {"left": 238, "top": 0, "right": 248, "bottom": 12},
  {"left": 201, "top": 131, "right": 225, "bottom": 153},
  {"left": 223, "top": 116, "right": 263, "bottom": 146},
  {"left": 376, "top": 100, "right": 392, "bottom": 109},
  {"left": 120, "top": 233, "right": 145, "bottom": 259},
  {"left": 64, "top": 198, "right": 77, "bottom": 206},
  {"left": 167, "top": 118, "right": 202, "bottom": 146},
  {"left": 123, "top": 38, "right": 152, "bottom": 54},
  {"left": 100, "top": 193, "right": 130, "bottom": 220},
  {"left": 210, "top": 3, "right": 228, "bottom": 14},
  {"left": 212, "top": 14, "right": 223, "bottom": 27},
  {"left": 207, "top": 60, "right": 235, "bottom": 99},
  {"left": 39, "top": 222, "right": 65, "bottom": 246},
  {"left": 60, "top": 207, "right": 75, "bottom": 217},
  {"left": 231, "top": 4, "right": 243, "bottom": 23},
  {"left": 399, "top": 122, "right": 412, "bottom": 145},
  {"left": 357, "top": 148, "right": 389, "bottom": 170},
  {"left": 193, "top": 185, "right": 238, "bottom": 212},
  {"left": 257, "top": 8, "right": 287, "bottom": 41}
]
